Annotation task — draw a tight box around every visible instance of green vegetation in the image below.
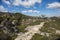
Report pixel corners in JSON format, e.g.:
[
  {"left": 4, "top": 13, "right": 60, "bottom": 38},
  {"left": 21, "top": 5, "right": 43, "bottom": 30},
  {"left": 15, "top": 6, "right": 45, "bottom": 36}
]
[
  {"left": 18, "top": 25, "right": 28, "bottom": 33},
  {"left": 40, "top": 17, "right": 60, "bottom": 33},
  {"left": 0, "top": 12, "right": 41, "bottom": 40},
  {"left": 31, "top": 18, "right": 60, "bottom": 40},
  {"left": 31, "top": 33, "right": 48, "bottom": 40},
  {"left": 30, "top": 19, "right": 42, "bottom": 26},
  {"left": 39, "top": 17, "right": 60, "bottom": 40},
  {"left": 0, "top": 12, "right": 60, "bottom": 40}
]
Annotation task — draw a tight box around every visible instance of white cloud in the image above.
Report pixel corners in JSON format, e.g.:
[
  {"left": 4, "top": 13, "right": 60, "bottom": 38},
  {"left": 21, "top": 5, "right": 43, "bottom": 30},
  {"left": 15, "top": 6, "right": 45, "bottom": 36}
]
[
  {"left": 2, "top": 0, "right": 10, "bottom": 5},
  {"left": 13, "top": 0, "right": 42, "bottom": 7},
  {"left": 47, "top": 2, "right": 60, "bottom": 8},
  {"left": 21, "top": 10, "right": 40, "bottom": 13},
  {"left": 0, "top": 5, "right": 8, "bottom": 12}
]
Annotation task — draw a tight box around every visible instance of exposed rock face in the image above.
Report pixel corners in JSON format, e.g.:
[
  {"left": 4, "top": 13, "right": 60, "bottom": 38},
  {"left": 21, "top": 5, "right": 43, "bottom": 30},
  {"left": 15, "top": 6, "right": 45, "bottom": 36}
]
[
  {"left": 0, "top": 18, "right": 19, "bottom": 35},
  {"left": 21, "top": 18, "right": 38, "bottom": 25},
  {"left": 56, "top": 30, "right": 60, "bottom": 34},
  {"left": 0, "top": 12, "right": 40, "bottom": 36}
]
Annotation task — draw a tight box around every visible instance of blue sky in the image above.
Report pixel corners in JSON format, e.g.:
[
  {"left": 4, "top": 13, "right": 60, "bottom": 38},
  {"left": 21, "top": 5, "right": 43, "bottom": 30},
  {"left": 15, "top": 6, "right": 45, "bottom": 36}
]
[{"left": 0, "top": 0, "right": 60, "bottom": 17}]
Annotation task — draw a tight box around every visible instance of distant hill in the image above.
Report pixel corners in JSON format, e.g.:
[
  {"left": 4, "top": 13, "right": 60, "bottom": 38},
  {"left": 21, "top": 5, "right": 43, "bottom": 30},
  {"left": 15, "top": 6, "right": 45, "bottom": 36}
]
[
  {"left": 0, "top": 12, "right": 39, "bottom": 35},
  {"left": 0, "top": 12, "right": 60, "bottom": 40}
]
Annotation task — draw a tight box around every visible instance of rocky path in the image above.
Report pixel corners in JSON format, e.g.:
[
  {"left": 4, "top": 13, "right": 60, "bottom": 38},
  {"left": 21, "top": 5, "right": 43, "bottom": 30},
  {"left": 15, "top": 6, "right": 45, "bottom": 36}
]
[{"left": 15, "top": 22, "right": 45, "bottom": 40}]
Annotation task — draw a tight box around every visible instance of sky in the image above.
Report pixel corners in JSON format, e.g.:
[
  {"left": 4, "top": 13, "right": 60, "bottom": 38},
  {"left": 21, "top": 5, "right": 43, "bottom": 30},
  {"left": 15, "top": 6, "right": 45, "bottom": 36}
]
[{"left": 0, "top": 0, "right": 60, "bottom": 17}]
